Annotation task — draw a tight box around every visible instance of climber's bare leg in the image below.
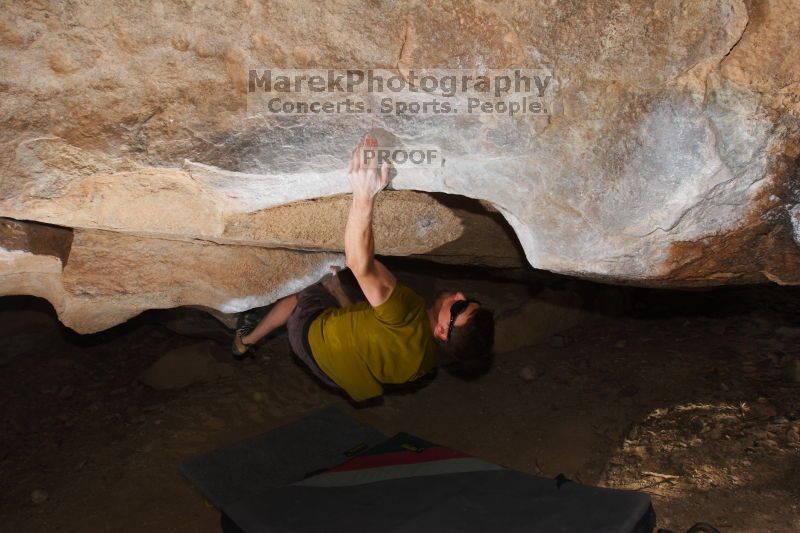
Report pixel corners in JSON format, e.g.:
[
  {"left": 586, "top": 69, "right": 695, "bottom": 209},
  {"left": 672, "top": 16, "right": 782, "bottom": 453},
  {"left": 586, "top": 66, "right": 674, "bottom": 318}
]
[{"left": 241, "top": 294, "right": 298, "bottom": 345}]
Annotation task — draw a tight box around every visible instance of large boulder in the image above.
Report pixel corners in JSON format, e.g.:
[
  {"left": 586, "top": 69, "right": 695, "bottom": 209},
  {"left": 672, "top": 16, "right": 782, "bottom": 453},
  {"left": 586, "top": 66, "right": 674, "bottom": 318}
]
[{"left": 1, "top": 0, "right": 799, "bottom": 331}]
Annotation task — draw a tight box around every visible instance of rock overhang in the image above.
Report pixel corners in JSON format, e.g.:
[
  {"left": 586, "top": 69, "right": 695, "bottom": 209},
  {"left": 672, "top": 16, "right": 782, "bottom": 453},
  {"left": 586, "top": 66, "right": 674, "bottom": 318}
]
[{"left": 0, "top": 0, "right": 798, "bottom": 331}]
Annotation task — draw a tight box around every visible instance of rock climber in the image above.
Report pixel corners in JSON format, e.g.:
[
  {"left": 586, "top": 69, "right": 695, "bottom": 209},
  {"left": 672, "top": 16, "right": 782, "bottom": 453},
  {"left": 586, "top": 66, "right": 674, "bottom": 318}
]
[{"left": 231, "top": 135, "right": 494, "bottom": 403}]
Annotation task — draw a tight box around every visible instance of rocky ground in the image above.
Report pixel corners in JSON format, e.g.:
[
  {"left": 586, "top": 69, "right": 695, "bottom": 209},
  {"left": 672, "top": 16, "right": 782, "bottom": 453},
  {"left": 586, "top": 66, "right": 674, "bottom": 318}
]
[{"left": 1, "top": 268, "right": 799, "bottom": 532}]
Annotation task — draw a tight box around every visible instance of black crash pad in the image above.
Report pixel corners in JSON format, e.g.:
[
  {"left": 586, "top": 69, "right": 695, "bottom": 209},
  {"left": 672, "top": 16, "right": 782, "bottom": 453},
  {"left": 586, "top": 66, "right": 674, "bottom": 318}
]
[{"left": 181, "top": 408, "right": 655, "bottom": 533}]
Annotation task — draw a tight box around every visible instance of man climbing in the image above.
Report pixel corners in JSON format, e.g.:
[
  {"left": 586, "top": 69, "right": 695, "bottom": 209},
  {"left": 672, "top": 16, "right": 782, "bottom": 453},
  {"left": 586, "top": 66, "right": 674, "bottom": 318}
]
[{"left": 231, "top": 135, "right": 494, "bottom": 403}]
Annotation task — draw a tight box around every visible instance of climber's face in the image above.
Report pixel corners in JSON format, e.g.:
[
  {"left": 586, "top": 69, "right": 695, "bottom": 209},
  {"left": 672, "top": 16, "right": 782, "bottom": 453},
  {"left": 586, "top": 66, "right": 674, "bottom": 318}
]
[{"left": 431, "top": 290, "right": 480, "bottom": 342}]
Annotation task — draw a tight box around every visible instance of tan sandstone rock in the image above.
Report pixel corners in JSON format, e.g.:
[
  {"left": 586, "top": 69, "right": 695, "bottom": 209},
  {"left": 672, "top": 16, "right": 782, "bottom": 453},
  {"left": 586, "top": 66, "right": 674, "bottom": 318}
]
[
  {"left": 1, "top": 0, "right": 799, "bottom": 331},
  {"left": 1, "top": 218, "right": 342, "bottom": 333}
]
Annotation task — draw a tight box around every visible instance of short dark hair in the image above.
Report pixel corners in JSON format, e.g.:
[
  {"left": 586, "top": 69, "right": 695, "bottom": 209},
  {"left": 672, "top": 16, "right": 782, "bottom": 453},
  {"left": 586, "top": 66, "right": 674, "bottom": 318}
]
[{"left": 441, "top": 307, "right": 494, "bottom": 377}]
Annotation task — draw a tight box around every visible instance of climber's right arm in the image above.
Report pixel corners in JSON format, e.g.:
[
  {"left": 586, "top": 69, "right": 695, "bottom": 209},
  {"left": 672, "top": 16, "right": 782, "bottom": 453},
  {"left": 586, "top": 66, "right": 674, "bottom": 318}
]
[{"left": 344, "top": 135, "right": 396, "bottom": 307}]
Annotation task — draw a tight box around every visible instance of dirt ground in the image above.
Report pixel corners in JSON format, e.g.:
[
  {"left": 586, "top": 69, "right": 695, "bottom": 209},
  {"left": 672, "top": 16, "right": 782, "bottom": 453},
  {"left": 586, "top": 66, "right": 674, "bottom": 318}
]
[{"left": 1, "top": 270, "right": 799, "bottom": 532}]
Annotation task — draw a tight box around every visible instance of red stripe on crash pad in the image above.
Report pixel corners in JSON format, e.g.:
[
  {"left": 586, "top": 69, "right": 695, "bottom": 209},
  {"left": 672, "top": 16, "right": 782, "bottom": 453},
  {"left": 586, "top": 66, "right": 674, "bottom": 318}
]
[{"left": 329, "top": 447, "right": 469, "bottom": 473}]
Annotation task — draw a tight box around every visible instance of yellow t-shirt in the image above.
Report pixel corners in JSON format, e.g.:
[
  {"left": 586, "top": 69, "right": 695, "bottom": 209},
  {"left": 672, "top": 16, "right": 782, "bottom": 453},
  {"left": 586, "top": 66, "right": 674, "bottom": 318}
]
[{"left": 307, "top": 283, "right": 439, "bottom": 402}]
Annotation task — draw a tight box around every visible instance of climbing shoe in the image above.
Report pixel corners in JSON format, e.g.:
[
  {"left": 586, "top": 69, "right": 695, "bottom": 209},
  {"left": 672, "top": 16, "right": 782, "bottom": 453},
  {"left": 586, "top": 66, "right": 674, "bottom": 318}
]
[{"left": 231, "top": 312, "right": 258, "bottom": 360}]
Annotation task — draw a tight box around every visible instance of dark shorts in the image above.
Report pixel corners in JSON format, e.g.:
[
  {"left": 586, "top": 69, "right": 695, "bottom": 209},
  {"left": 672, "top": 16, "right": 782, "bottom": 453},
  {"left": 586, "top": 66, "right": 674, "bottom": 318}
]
[{"left": 286, "top": 281, "right": 340, "bottom": 389}]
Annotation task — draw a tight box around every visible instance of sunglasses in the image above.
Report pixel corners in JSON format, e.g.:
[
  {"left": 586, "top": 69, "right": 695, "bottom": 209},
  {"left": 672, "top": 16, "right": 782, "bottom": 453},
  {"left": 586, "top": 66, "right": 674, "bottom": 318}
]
[{"left": 447, "top": 298, "right": 480, "bottom": 341}]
